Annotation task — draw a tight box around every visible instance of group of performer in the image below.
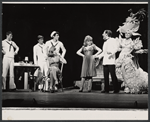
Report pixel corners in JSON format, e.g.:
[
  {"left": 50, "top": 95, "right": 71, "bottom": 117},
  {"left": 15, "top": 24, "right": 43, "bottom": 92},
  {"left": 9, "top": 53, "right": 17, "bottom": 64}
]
[
  {"left": 33, "top": 31, "right": 66, "bottom": 92},
  {"left": 2, "top": 8, "right": 148, "bottom": 94},
  {"left": 2, "top": 31, "right": 67, "bottom": 93}
]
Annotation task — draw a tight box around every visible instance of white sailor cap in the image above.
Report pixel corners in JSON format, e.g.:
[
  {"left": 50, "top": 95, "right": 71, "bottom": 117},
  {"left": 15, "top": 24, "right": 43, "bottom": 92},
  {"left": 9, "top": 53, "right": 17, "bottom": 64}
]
[{"left": 50, "top": 31, "right": 57, "bottom": 37}]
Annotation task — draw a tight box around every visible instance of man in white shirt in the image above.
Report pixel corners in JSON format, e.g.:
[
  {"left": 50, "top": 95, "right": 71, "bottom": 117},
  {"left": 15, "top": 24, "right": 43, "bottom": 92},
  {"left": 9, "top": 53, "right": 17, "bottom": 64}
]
[
  {"left": 97, "top": 30, "right": 119, "bottom": 93},
  {"left": 2, "top": 31, "right": 19, "bottom": 91},
  {"left": 33, "top": 35, "right": 47, "bottom": 75},
  {"left": 33, "top": 35, "right": 48, "bottom": 91},
  {"left": 45, "top": 31, "right": 66, "bottom": 58}
]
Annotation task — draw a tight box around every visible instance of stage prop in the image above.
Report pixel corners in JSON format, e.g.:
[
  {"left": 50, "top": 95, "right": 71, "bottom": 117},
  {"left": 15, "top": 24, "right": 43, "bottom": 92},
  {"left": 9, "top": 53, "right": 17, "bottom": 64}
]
[
  {"left": 75, "top": 59, "right": 123, "bottom": 91},
  {"left": 14, "top": 62, "right": 39, "bottom": 90}
]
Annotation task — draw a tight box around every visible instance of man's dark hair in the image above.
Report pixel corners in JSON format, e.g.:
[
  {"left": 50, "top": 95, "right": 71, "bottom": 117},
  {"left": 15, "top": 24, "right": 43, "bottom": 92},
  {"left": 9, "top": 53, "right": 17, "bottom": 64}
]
[
  {"left": 37, "top": 35, "right": 44, "bottom": 40},
  {"left": 6, "top": 31, "right": 12, "bottom": 36},
  {"left": 105, "top": 30, "right": 112, "bottom": 37}
]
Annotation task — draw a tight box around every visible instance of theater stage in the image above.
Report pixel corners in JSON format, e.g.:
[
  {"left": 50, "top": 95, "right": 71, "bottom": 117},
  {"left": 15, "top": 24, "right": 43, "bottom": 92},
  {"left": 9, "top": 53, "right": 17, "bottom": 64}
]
[{"left": 2, "top": 87, "right": 148, "bottom": 109}]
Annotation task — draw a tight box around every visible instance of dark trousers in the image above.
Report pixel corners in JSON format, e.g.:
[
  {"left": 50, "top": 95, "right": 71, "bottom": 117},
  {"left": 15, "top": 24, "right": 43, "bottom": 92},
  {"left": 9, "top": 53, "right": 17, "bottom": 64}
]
[{"left": 103, "top": 65, "right": 119, "bottom": 92}]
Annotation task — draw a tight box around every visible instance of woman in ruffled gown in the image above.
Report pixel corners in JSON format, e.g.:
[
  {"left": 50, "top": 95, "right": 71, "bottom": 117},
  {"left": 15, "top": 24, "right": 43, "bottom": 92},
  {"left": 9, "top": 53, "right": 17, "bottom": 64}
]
[
  {"left": 115, "top": 8, "right": 148, "bottom": 94},
  {"left": 116, "top": 32, "right": 148, "bottom": 94}
]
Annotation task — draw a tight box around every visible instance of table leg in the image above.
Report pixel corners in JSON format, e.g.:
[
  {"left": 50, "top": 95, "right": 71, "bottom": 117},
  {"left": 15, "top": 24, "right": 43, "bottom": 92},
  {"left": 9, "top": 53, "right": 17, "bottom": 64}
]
[{"left": 24, "top": 72, "right": 28, "bottom": 89}]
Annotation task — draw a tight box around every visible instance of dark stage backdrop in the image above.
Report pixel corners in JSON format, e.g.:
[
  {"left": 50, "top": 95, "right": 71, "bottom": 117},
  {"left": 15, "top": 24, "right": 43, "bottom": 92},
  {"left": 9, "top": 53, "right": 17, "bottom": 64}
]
[{"left": 2, "top": 4, "right": 148, "bottom": 87}]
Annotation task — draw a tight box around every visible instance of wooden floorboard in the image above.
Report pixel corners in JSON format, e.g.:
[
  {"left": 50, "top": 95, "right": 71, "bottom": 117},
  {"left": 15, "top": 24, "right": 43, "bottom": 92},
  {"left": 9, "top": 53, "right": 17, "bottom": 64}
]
[{"left": 2, "top": 88, "right": 148, "bottom": 109}]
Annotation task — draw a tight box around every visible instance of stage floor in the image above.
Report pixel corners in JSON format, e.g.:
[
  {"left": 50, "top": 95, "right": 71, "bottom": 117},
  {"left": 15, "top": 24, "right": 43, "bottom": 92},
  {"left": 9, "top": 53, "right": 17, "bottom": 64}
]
[{"left": 2, "top": 87, "right": 148, "bottom": 109}]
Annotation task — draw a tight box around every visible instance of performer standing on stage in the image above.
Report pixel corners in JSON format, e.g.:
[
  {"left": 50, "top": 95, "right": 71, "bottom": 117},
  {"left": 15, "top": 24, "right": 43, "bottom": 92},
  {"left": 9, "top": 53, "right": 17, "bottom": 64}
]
[
  {"left": 116, "top": 31, "right": 148, "bottom": 94},
  {"left": 77, "top": 35, "right": 102, "bottom": 92},
  {"left": 2, "top": 31, "right": 19, "bottom": 91},
  {"left": 33, "top": 35, "right": 48, "bottom": 75},
  {"left": 33, "top": 35, "right": 48, "bottom": 91},
  {"left": 115, "top": 8, "right": 148, "bottom": 94},
  {"left": 97, "top": 30, "right": 119, "bottom": 93},
  {"left": 45, "top": 31, "right": 66, "bottom": 58}
]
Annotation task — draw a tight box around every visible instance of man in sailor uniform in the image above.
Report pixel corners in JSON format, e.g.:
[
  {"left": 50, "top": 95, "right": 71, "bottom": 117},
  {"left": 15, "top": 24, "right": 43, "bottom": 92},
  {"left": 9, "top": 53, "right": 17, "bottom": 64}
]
[
  {"left": 44, "top": 31, "right": 66, "bottom": 91},
  {"left": 33, "top": 35, "right": 48, "bottom": 91},
  {"left": 2, "top": 31, "right": 19, "bottom": 91},
  {"left": 45, "top": 31, "right": 66, "bottom": 58}
]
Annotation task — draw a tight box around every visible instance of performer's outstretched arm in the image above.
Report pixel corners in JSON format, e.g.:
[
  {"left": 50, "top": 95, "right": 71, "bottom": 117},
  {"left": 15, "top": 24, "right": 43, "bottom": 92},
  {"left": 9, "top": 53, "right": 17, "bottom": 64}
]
[{"left": 135, "top": 49, "right": 148, "bottom": 54}]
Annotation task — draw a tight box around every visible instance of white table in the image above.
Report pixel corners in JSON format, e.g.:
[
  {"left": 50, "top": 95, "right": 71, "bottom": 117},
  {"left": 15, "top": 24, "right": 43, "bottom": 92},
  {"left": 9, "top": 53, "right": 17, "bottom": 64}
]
[{"left": 14, "top": 63, "right": 39, "bottom": 89}]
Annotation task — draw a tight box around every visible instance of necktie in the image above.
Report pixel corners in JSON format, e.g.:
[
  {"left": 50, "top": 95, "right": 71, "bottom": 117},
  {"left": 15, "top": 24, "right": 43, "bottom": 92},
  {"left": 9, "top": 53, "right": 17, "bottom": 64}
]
[
  {"left": 51, "top": 42, "right": 58, "bottom": 48},
  {"left": 6, "top": 41, "right": 13, "bottom": 51},
  {"left": 39, "top": 45, "right": 43, "bottom": 53}
]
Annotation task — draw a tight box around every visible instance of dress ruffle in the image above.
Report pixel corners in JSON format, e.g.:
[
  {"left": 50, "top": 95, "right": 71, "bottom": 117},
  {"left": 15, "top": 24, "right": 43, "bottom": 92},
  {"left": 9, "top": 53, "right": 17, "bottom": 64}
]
[{"left": 116, "top": 54, "right": 148, "bottom": 94}]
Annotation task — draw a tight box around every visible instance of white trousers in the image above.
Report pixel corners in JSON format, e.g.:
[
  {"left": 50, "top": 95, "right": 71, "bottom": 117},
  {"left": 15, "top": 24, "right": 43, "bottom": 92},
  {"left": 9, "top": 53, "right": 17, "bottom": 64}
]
[
  {"left": 34, "top": 61, "right": 49, "bottom": 90},
  {"left": 43, "top": 66, "right": 60, "bottom": 91},
  {"left": 2, "top": 56, "right": 16, "bottom": 89},
  {"left": 39, "top": 61, "right": 48, "bottom": 77},
  {"left": 34, "top": 61, "right": 48, "bottom": 77}
]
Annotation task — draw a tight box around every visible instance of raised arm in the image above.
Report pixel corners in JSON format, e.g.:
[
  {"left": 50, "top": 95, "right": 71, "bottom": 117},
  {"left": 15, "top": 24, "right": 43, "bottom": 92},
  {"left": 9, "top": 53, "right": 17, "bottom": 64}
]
[{"left": 76, "top": 46, "right": 84, "bottom": 57}]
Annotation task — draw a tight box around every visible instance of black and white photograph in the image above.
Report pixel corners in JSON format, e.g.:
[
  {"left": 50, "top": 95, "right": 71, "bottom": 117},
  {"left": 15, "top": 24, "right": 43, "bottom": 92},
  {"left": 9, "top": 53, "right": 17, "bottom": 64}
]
[{"left": 1, "top": 1, "right": 148, "bottom": 120}]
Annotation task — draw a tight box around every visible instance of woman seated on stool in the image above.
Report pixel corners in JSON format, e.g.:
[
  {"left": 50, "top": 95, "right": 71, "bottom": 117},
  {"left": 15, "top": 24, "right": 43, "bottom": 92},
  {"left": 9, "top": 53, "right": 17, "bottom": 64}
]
[{"left": 47, "top": 46, "right": 67, "bottom": 93}]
